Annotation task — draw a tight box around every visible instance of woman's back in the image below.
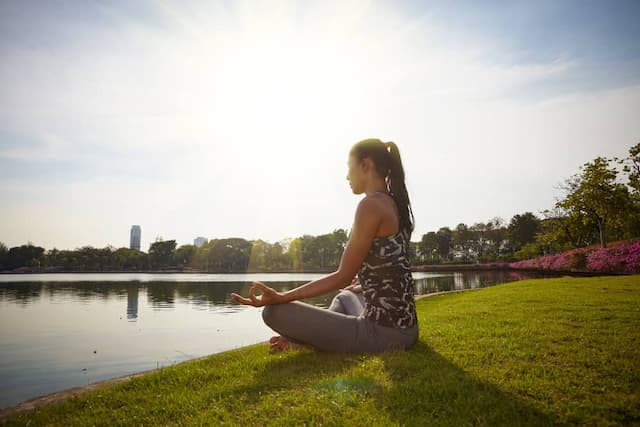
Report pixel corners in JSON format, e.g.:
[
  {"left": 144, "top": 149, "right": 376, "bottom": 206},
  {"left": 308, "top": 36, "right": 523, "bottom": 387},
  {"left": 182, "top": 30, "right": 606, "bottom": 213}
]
[
  {"left": 358, "top": 194, "right": 417, "bottom": 329},
  {"left": 369, "top": 191, "right": 401, "bottom": 239}
]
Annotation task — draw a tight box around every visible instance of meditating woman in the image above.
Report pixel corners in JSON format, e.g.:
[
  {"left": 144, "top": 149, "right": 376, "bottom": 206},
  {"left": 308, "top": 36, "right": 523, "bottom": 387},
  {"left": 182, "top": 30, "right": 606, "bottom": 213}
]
[{"left": 230, "top": 138, "right": 418, "bottom": 353}]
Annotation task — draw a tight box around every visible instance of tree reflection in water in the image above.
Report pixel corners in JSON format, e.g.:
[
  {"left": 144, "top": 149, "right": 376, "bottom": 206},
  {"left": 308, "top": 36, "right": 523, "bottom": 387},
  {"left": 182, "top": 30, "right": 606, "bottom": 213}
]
[{"left": 0, "top": 270, "right": 568, "bottom": 315}]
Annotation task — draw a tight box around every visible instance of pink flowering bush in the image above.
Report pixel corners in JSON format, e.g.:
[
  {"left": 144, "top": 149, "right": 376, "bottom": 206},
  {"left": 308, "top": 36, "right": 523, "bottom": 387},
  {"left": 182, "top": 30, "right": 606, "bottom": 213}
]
[
  {"left": 508, "top": 238, "right": 640, "bottom": 274},
  {"left": 586, "top": 239, "right": 640, "bottom": 273}
]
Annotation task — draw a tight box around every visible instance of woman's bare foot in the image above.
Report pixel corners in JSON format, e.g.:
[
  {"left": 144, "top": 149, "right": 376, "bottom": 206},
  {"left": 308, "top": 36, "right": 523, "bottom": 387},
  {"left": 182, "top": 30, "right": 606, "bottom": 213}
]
[{"left": 268, "top": 335, "right": 311, "bottom": 352}]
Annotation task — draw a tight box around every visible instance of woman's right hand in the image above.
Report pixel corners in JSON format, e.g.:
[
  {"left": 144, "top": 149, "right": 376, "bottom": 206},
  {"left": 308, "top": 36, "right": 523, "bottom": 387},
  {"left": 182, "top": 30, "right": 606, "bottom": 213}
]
[{"left": 230, "top": 281, "right": 285, "bottom": 306}]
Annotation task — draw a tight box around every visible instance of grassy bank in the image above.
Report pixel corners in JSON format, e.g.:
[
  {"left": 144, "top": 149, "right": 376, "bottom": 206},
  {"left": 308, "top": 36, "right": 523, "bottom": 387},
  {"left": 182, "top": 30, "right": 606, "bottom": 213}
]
[{"left": 4, "top": 275, "right": 639, "bottom": 426}]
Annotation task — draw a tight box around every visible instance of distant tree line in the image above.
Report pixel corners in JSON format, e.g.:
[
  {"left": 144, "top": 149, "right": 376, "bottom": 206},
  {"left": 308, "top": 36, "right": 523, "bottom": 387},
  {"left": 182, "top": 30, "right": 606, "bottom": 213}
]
[
  {"left": 417, "top": 142, "right": 640, "bottom": 264},
  {"left": 1, "top": 143, "right": 638, "bottom": 271},
  {"left": 0, "top": 230, "right": 348, "bottom": 273}
]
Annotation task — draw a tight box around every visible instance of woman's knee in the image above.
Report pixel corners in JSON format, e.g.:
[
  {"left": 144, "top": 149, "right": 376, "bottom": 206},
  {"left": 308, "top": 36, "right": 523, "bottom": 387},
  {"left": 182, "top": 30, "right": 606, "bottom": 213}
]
[
  {"left": 335, "top": 289, "right": 354, "bottom": 302},
  {"left": 262, "top": 304, "right": 276, "bottom": 326},
  {"left": 262, "top": 303, "right": 289, "bottom": 327}
]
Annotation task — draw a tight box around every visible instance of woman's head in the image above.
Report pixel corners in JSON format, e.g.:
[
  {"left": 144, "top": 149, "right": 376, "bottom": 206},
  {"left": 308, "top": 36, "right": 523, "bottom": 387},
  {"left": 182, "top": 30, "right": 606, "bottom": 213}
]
[{"left": 348, "top": 138, "right": 415, "bottom": 239}]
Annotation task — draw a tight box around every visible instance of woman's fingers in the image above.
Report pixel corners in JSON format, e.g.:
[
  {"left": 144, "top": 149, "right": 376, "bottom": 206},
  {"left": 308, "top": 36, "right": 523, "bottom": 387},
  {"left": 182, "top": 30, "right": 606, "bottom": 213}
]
[
  {"left": 230, "top": 281, "right": 279, "bottom": 307},
  {"left": 248, "top": 285, "right": 263, "bottom": 306},
  {"left": 251, "top": 281, "right": 272, "bottom": 293},
  {"left": 230, "top": 292, "right": 253, "bottom": 305}
]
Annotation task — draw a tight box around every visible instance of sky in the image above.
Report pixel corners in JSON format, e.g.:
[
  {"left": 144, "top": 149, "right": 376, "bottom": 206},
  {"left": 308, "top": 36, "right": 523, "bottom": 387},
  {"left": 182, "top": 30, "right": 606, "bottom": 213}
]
[{"left": 1, "top": 0, "right": 639, "bottom": 251}]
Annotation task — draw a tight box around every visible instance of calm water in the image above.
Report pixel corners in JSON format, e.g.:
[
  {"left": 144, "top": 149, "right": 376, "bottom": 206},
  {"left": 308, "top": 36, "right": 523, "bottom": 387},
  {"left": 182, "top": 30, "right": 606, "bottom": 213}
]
[{"left": 0, "top": 270, "right": 560, "bottom": 408}]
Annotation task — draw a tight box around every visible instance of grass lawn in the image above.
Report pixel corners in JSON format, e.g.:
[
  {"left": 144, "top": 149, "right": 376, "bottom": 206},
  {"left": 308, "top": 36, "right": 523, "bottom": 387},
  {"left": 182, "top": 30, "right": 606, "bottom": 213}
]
[{"left": 3, "top": 275, "right": 639, "bottom": 426}]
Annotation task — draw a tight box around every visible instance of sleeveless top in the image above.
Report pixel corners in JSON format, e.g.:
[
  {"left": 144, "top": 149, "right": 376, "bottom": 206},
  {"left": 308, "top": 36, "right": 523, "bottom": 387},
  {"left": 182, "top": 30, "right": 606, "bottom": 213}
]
[{"left": 356, "top": 196, "right": 418, "bottom": 329}]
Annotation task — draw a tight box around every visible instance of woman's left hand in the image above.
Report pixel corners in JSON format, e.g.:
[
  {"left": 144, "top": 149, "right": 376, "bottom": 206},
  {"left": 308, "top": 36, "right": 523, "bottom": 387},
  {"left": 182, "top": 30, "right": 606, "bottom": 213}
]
[{"left": 230, "top": 281, "right": 285, "bottom": 307}]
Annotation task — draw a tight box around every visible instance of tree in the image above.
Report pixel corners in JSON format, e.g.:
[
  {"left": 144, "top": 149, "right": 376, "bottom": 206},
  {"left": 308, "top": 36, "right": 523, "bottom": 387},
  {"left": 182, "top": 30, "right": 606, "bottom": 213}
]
[
  {"left": 114, "top": 247, "right": 148, "bottom": 270},
  {"left": 452, "top": 223, "right": 474, "bottom": 260},
  {"left": 435, "top": 227, "right": 453, "bottom": 260},
  {"left": 538, "top": 206, "right": 598, "bottom": 251},
  {"left": 6, "top": 244, "right": 45, "bottom": 269},
  {"left": 265, "top": 242, "right": 287, "bottom": 271},
  {"left": 469, "top": 222, "right": 490, "bottom": 258},
  {"left": 206, "top": 238, "right": 251, "bottom": 272},
  {"left": 485, "top": 217, "right": 507, "bottom": 257},
  {"left": 557, "top": 157, "right": 632, "bottom": 248},
  {"left": 407, "top": 241, "right": 419, "bottom": 263},
  {"left": 619, "top": 142, "right": 640, "bottom": 195},
  {"left": 616, "top": 142, "right": 640, "bottom": 238},
  {"left": 419, "top": 232, "right": 438, "bottom": 262},
  {"left": 0, "top": 242, "right": 7, "bottom": 270},
  {"left": 148, "top": 239, "right": 177, "bottom": 269},
  {"left": 507, "top": 212, "right": 541, "bottom": 252},
  {"left": 175, "top": 244, "right": 197, "bottom": 268},
  {"left": 287, "top": 238, "right": 304, "bottom": 271}
]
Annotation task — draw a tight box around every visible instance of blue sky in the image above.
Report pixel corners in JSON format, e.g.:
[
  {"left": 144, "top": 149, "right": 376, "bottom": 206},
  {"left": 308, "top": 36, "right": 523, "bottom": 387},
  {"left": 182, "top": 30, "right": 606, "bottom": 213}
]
[{"left": 1, "top": 0, "right": 639, "bottom": 251}]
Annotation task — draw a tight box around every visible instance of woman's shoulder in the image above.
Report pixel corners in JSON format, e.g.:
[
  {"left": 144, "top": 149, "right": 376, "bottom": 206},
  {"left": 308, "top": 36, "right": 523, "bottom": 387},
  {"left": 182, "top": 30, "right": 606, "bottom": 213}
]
[
  {"left": 360, "top": 192, "right": 393, "bottom": 206},
  {"left": 357, "top": 194, "right": 380, "bottom": 209},
  {"left": 359, "top": 193, "right": 399, "bottom": 227},
  {"left": 356, "top": 194, "right": 389, "bottom": 219}
]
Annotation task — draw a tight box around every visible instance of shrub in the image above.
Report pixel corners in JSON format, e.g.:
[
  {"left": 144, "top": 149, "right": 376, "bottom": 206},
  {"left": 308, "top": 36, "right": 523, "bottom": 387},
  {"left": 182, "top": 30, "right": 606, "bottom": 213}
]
[
  {"left": 586, "top": 239, "right": 640, "bottom": 274},
  {"left": 513, "top": 243, "right": 543, "bottom": 261},
  {"left": 509, "top": 238, "right": 640, "bottom": 274}
]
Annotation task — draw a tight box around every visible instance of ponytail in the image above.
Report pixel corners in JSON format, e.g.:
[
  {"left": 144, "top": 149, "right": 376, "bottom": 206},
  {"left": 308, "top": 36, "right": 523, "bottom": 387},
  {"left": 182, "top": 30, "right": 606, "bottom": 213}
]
[
  {"left": 386, "top": 141, "right": 415, "bottom": 239},
  {"left": 350, "top": 138, "right": 415, "bottom": 240}
]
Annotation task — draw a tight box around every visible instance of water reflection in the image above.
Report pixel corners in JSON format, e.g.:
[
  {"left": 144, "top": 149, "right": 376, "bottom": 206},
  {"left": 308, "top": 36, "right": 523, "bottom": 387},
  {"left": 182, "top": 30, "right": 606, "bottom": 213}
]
[
  {"left": 126, "top": 284, "right": 138, "bottom": 321},
  {"left": 412, "top": 270, "right": 551, "bottom": 294},
  {"left": 0, "top": 271, "right": 564, "bottom": 310},
  {"left": 0, "top": 281, "right": 338, "bottom": 314},
  {"left": 0, "top": 271, "right": 565, "bottom": 324}
]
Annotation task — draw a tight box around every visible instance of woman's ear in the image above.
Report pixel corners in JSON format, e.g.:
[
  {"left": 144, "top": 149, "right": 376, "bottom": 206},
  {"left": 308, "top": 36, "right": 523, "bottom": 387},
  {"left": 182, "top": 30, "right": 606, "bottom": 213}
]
[{"left": 361, "top": 157, "right": 372, "bottom": 173}]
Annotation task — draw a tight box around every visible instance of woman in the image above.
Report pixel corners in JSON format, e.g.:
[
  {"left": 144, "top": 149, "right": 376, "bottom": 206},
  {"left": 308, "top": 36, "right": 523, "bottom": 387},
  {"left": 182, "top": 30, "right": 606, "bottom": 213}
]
[{"left": 230, "top": 138, "right": 418, "bottom": 353}]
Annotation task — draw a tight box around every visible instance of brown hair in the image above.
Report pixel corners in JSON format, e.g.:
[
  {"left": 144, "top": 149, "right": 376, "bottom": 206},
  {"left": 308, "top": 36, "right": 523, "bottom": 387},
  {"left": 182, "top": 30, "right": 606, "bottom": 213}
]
[{"left": 349, "top": 138, "right": 415, "bottom": 239}]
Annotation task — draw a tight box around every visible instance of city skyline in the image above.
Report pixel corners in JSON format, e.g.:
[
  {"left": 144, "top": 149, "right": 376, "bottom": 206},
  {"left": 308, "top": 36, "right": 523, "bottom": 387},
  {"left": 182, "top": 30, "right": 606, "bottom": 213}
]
[{"left": 1, "top": 1, "right": 639, "bottom": 251}]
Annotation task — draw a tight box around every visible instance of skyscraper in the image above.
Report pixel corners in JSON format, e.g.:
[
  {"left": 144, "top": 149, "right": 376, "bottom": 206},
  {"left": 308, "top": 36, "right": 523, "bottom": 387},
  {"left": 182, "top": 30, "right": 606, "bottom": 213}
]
[
  {"left": 130, "top": 225, "right": 141, "bottom": 251},
  {"left": 194, "top": 236, "right": 208, "bottom": 247}
]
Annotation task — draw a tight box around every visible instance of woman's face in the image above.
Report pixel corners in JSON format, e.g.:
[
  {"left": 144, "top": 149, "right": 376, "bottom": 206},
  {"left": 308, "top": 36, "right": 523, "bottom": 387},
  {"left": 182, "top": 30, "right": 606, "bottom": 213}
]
[{"left": 346, "top": 154, "right": 365, "bottom": 194}]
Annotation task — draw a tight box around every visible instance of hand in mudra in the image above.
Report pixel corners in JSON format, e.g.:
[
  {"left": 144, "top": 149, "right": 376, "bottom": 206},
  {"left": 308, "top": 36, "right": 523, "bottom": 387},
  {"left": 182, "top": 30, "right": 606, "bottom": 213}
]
[{"left": 230, "top": 281, "right": 284, "bottom": 307}]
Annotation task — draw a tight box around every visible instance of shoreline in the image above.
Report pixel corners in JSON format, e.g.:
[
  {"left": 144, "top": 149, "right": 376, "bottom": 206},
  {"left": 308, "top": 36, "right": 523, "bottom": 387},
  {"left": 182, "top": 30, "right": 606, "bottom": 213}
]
[
  {"left": 0, "top": 285, "right": 498, "bottom": 421},
  {"left": 0, "top": 269, "right": 334, "bottom": 275},
  {"left": 0, "top": 266, "right": 623, "bottom": 276},
  {"left": 0, "top": 341, "right": 270, "bottom": 422}
]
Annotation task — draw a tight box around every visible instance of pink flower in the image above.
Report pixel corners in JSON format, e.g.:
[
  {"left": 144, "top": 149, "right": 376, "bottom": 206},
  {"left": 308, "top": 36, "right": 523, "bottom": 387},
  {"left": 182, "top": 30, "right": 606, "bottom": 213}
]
[{"left": 509, "top": 238, "right": 640, "bottom": 274}]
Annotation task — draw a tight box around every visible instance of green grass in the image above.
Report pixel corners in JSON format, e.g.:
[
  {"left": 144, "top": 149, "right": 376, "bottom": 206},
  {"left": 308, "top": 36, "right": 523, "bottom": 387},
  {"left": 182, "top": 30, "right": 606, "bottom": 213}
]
[{"left": 4, "top": 275, "right": 640, "bottom": 426}]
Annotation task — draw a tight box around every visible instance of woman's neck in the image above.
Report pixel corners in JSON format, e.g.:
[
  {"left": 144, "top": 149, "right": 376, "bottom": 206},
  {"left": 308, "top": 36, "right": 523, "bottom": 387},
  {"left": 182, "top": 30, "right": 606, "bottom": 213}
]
[{"left": 365, "top": 188, "right": 389, "bottom": 197}]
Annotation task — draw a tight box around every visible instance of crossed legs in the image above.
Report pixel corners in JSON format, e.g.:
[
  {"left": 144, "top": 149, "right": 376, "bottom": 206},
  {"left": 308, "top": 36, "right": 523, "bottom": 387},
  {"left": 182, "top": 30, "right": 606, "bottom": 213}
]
[{"left": 264, "top": 290, "right": 366, "bottom": 352}]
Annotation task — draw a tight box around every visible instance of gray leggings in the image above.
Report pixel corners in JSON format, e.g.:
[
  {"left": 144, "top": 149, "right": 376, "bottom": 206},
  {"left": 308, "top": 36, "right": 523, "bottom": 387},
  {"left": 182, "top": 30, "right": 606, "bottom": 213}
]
[{"left": 261, "top": 290, "right": 418, "bottom": 353}]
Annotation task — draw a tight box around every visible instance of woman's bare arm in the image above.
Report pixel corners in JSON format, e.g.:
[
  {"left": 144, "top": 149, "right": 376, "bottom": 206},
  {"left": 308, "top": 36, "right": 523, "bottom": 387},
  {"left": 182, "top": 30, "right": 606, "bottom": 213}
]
[
  {"left": 278, "top": 197, "right": 380, "bottom": 303},
  {"left": 231, "top": 197, "right": 380, "bottom": 307}
]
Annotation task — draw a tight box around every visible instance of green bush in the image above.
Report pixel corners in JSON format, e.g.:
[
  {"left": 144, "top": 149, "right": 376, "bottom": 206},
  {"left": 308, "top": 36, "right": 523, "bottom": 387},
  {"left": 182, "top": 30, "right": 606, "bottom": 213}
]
[{"left": 514, "top": 243, "right": 543, "bottom": 260}]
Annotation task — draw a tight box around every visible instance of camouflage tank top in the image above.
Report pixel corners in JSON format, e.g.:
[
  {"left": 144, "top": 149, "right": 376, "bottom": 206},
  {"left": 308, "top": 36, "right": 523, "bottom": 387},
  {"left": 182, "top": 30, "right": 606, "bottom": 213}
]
[{"left": 357, "top": 227, "right": 418, "bottom": 329}]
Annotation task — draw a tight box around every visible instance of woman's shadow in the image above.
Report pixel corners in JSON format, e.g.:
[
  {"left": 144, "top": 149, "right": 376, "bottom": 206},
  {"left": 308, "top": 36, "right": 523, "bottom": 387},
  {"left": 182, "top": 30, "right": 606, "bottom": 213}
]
[{"left": 226, "top": 339, "right": 557, "bottom": 426}]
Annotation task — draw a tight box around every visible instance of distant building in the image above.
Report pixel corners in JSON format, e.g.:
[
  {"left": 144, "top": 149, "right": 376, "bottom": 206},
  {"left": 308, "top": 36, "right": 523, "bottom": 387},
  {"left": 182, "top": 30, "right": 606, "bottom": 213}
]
[
  {"left": 194, "top": 236, "right": 208, "bottom": 247},
  {"left": 130, "top": 225, "right": 141, "bottom": 251}
]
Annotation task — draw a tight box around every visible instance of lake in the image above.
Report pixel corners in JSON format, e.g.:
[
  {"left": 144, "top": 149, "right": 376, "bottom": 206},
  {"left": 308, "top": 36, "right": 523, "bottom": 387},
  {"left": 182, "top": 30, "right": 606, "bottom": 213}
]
[{"left": 0, "top": 270, "right": 562, "bottom": 408}]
